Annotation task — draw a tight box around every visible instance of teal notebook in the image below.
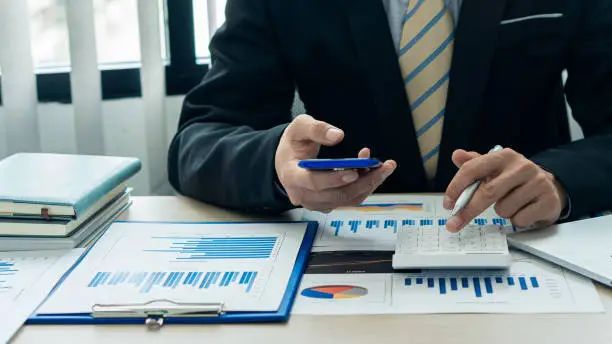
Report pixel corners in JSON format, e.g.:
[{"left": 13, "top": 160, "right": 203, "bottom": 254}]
[{"left": 0, "top": 153, "right": 141, "bottom": 219}]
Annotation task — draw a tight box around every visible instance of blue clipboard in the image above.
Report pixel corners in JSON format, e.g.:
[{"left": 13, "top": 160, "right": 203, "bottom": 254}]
[{"left": 27, "top": 220, "right": 318, "bottom": 328}]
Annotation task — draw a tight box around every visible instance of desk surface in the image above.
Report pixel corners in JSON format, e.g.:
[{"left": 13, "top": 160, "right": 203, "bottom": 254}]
[{"left": 12, "top": 196, "right": 612, "bottom": 344}]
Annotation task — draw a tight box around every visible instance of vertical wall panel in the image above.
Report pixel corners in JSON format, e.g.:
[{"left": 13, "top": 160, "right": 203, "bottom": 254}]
[
  {"left": 0, "top": 0, "right": 41, "bottom": 154},
  {"left": 66, "top": 0, "right": 105, "bottom": 154}
]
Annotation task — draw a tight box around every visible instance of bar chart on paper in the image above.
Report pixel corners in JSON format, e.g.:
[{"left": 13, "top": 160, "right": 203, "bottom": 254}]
[
  {"left": 391, "top": 252, "right": 604, "bottom": 313},
  {"left": 0, "top": 255, "right": 58, "bottom": 299},
  {"left": 37, "top": 221, "right": 310, "bottom": 314},
  {"left": 401, "top": 275, "right": 542, "bottom": 299},
  {"left": 304, "top": 202, "right": 432, "bottom": 249},
  {"left": 0, "top": 260, "right": 18, "bottom": 293},
  {"left": 143, "top": 236, "right": 280, "bottom": 261},
  {"left": 0, "top": 251, "right": 82, "bottom": 344},
  {"left": 87, "top": 270, "right": 260, "bottom": 294}
]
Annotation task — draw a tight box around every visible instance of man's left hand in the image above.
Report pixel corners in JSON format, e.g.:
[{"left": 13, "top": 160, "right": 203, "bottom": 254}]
[{"left": 443, "top": 148, "right": 568, "bottom": 232}]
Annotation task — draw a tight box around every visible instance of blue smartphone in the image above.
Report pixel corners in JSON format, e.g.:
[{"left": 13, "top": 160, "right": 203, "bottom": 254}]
[{"left": 298, "top": 158, "right": 381, "bottom": 170}]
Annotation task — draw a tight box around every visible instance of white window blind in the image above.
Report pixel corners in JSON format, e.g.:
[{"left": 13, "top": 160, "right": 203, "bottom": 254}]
[
  {"left": 138, "top": 0, "right": 168, "bottom": 191},
  {"left": 0, "top": 0, "right": 41, "bottom": 154},
  {"left": 66, "top": 0, "right": 105, "bottom": 155},
  {"left": 0, "top": 0, "right": 227, "bottom": 195}
]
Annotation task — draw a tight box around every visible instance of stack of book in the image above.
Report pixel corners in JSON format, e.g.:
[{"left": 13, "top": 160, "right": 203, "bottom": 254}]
[{"left": 0, "top": 153, "right": 141, "bottom": 251}]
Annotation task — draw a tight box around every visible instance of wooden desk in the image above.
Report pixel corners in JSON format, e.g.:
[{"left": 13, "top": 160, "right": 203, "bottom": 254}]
[{"left": 12, "top": 196, "right": 612, "bottom": 344}]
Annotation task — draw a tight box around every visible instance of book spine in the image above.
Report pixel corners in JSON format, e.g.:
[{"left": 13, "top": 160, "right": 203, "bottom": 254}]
[{"left": 72, "top": 160, "right": 142, "bottom": 217}]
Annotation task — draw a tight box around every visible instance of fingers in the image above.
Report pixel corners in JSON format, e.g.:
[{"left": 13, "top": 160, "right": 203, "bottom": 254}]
[
  {"left": 291, "top": 169, "right": 360, "bottom": 192},
  {"left": 358, "top": 147, "right": 371, "bottom": 159},
  {"left": 336, "top": 160, "right": 396, "bottom": 200},
  {"left": 287, "top": 114, "right": 344, "bottom": 146},
  {"left": 296, "top": 160, "right": 396, "bottom": 211},
  {"left": 451, "top": 150, "right": 481, "bottom": 168},
  {"left": 494, "top": 176, "right": 545, "bottom": 219},
  {"left": 511, "top": 197, "right": 557, "bottom": 228},
  {"left": 445, "top": 151, "right": 538, "bottom": 233},
  {"left": 445, "top": 150, "right": 508, "bottom": 203}
]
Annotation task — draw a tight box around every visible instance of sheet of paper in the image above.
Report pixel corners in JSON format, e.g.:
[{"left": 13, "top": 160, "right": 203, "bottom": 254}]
[
  {"left": 292, "top": 250, "right": 603, "bottom": 314},
  {"left": 38, "top": 222, "right": 309, "bottom": 314},
  {"left": 302, "top": 195, "right": 504, "bottom": 251},
  {"left": 0, "top": 249, "right": 83, "bottom": 343}
]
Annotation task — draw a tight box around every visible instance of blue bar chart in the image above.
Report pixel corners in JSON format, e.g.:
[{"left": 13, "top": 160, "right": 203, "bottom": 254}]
[
  {"left": 326, "top": 216, "right": 505, "bottom": 239},
  {"left": 402, "top": 275, "right": 540, "bottom": 298},
  {"left": 328, "top": 218, "right": 418, "bottom": 237},
  {"left": 87, "top": 270, "right": 259, "bottom": 294},
  {"left": 0, "top": 260, "right": 17, "bottom": 291},
  {"left": 0, "top": 261, "right": 17, "bottom": 275},
  {"left": 492, "top": 218, "right": 507, "bottom": 226},
  {"left": 143, "top": 236, "right": 278, "bottom": 261}
]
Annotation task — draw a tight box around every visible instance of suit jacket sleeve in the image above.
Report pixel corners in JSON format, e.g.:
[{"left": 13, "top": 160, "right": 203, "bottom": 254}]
[
  {"left": 531, "top": 0, "right": 612, "bottom": 219},
  {"left": 167, "top": 0, "right": 295, "bottom": 213}
]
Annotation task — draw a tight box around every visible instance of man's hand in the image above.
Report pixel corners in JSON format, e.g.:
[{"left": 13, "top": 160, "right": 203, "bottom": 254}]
[
  {"left": 275, "top": 114, "right": 396, "bottom": 213},
  {"left": 443, "top": 148, "right": 567, "bottom": 232}
]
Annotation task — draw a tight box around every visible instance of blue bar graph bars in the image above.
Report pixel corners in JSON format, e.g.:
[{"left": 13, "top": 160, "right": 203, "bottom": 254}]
[
  {"left": 402, "top": 219, "right": 416, "bottom": 226},
  {"left": 383, "top": 220, "right": 398, "bottom": 233},
  {"left": 403, "top": 275, "right": 541, "bottom": 298},
  {"left": 0, "top": 261, "right": 17, "bottom": 290},
  {"left": 144, "top": 236, "right": 278, "bottom": 260},
  {"left": 330, "top": 218, "right": 415, "bottom": 236},
  {"left": 474, "top": 218, "right": 487, "bottom": 226},
  {"left": 87, "top": 271, "right": 259, "bottom": 294},
  {"left": 492, "top": 218, "right": 507, "bottom": 226},
  {"left": 0, "top": 261, "right": 17, "bottom": 275}
]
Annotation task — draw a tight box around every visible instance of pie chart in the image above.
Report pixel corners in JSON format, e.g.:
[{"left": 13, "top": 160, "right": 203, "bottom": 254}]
[{"left": 300, "top": 285, "right": 368, "bottom": 299}]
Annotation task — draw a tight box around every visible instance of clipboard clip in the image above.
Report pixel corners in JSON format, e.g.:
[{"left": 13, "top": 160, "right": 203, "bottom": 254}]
[{"left": 92, "top": 299, "right": 225, "bottom": 330}]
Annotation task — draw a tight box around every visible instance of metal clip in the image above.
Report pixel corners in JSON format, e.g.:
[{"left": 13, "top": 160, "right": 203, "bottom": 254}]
[{"left": 92, "top": 299, "right": 225, "bottom": 329}]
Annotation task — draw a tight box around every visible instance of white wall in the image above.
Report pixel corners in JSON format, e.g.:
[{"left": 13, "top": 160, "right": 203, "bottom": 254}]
[{"left": 0, "top": 95, "right": 184, "bottom": 196}]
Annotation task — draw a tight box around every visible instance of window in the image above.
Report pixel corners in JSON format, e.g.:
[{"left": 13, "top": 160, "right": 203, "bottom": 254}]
[
  {"left": 193, "top": 0, "right": 227, "bottom": 61},
  {"left": 1, "top": 0, "right": 208, "bottom": 103},
  {"left": 28, "top": 0, "right": 168, "bottom": 69},
  {"left": 28, "top": 0, "right": 71, "bottom": 69}
]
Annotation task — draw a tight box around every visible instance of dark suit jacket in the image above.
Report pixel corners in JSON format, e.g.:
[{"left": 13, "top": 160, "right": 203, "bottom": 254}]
[{"left": 168, "top": 0, "right": 612, "bottom": 219}]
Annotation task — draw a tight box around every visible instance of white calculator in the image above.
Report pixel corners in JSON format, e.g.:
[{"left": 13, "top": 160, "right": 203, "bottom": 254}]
[{"left": 392, "top": 218, "right": 512, "bottom": 269}]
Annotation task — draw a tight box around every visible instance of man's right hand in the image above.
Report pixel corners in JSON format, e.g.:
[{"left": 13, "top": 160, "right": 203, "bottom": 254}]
[{"left": 275, "top": 114, "right": 396, "bottom": 213}]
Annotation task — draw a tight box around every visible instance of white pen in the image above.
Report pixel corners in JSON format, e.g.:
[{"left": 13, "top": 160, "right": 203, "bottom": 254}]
[{"left": 450, "top": 145, "right": 504, "bottom": 216}]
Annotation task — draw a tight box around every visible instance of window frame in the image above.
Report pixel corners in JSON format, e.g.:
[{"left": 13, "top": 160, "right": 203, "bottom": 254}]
[{"left": 0, "top": 0, "right": 208, "bottom": 105}]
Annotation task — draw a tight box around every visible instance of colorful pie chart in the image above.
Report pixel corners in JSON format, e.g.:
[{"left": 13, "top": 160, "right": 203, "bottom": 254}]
[{"left": 300, "top": 285, "right": 368, "bottom": 299}]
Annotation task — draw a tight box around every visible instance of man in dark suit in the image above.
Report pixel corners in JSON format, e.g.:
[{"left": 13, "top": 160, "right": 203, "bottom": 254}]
[{"left": 168, "top": 0, "right": 612, "bottom": 232}]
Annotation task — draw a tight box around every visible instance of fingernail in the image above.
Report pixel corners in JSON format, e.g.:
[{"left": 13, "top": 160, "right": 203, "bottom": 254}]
[
  {"left": 326, "top": 128, "right": 343, "bottom": 141},
  {"left": 342, "top": 172, "right": 358, "bottom": 183},
  {"left": 446, "top": 216, "right": 462, "bottom": 232},
  {"left": 443, "top": 196, "right": 454, "bottom": 210}
]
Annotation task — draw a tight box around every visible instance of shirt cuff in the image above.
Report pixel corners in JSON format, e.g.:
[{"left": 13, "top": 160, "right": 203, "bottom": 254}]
[
  {"left": 275, "top": 179, "right": 289, "bottom": 198},
  {"left": 558, "top": 192, "right": 572, "bottom": 221}
]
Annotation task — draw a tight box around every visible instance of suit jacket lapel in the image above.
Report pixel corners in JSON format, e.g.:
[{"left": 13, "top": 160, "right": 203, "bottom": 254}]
[
  {"left": 435, "top": 0, "right": 508, "bottom": 189},
  {"left": 344, "top": 0, "right": 428, "bottom": 188}
]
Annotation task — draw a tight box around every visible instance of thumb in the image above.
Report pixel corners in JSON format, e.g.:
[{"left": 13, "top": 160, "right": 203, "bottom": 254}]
[{"left": 452, "top": 149, "right": 481, "bottom": 168}]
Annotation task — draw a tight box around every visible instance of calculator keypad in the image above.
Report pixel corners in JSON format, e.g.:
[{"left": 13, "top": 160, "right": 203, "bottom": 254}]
[{"left": 396, "top": 221, "right": 508, "bottom": 254}]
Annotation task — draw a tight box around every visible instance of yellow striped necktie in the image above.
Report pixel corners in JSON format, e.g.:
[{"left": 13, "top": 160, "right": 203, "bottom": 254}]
[{"left": 399, "top": 0, "right": 454, "bottom": 180}]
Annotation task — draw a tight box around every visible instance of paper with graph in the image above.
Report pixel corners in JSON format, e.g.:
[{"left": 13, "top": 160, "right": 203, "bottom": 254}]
[
  {"left": 38, "top": 222, "right": 309, "bottom": 314},
  {"left": 302, "top": 194, "right": 509, "bottom": 251},
  {"left": 292, "top": 250, "right": 603, "bottom": 314},
  {"left": 0, "top": 250, "right": 83, "bottom": 344}
]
